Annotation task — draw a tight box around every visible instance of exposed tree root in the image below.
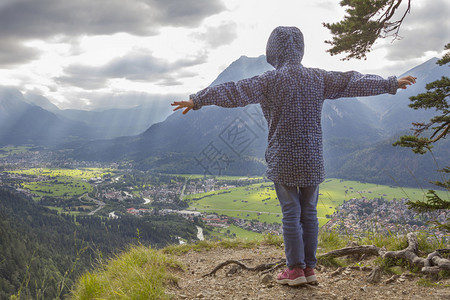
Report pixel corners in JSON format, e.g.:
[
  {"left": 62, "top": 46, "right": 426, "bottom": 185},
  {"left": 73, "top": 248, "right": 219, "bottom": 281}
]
[
  {"left": 204, "top": 233, "right": 449, "bottom": 278},
  {"left": 320, "top": 233, "right": 450, "bottom": 274},
  {"left": 317, "top": 245, "right": 380, "bottom": 258},
  {"left": 203, "top": 259, "right": 286, "bottom": 277}
]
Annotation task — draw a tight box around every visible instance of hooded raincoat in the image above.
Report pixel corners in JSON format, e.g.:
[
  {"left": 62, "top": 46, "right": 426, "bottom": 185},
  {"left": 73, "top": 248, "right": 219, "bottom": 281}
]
[{"left": 191, "top": 26, "right": 398, "bottom": 187}]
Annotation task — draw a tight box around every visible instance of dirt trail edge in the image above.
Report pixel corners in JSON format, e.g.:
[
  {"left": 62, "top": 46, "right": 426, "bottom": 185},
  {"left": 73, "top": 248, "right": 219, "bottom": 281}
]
[{"left": 166, "top": 244, "right": 450, "bottom": 300}]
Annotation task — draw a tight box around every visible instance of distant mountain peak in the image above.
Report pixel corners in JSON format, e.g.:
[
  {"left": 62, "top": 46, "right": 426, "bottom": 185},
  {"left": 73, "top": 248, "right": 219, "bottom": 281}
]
[
  {"left": 0, "top": 86, "right": 26, "bottom": 103},
  {"left": 399, "top": 57, "right": 445, "bottom": 77},
  {"left": 24, "top": 92, "right": 60, "bottom": 112},
  {"left": 210, "top": 55, "right": 273, "bottom": 86}
]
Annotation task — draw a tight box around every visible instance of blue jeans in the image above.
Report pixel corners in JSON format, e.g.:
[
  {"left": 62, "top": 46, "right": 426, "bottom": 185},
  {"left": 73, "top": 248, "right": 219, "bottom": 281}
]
[{"left": 274, "top": 183, "right": 319, "bottom": 269}]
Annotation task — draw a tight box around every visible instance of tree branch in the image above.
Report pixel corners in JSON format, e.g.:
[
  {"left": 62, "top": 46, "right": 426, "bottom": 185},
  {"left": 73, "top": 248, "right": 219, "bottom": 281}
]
[{"left": 429, "top": 122, "right": 450, "bottom": 142}]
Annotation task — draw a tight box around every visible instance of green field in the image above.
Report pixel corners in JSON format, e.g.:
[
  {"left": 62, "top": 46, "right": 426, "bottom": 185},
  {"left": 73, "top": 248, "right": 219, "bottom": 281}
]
[
  {"left": 207, "top": 224, "right": 263, "bottom": 240},
  {"left": 0, "top": 146, "right": 33, "bottom": 158},
  {"left": 185, "top": 178, "right": 449, "bottom": 227},
  {"left": 8, "top": 168, "right": 113, "bottom": 200}
]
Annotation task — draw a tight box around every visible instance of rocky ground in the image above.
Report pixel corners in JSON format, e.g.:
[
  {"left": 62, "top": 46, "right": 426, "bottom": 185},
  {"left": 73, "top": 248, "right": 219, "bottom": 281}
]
[{"left": 166, "top": 244, "right": 450, "bottom": 300}]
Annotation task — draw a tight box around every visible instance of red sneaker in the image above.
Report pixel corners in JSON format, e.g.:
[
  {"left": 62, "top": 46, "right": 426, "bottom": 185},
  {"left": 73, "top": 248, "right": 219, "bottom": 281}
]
[
  {"left": 276, "top": 267, "right": 307, "bottom": 286},
  {"left": 304, "top": 267, "right": 317, "bottom": 283}
]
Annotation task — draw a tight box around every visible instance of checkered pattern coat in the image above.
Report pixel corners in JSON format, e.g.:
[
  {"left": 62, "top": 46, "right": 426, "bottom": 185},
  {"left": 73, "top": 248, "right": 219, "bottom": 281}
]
[{"left": 191, "top": 26, "right": 398, "bottom": 186}]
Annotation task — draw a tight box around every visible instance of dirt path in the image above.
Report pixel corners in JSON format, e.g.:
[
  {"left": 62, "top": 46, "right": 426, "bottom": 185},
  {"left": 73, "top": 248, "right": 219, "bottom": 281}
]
[{"left": 167, "top": 244, "right": 449, "bottom": 300}]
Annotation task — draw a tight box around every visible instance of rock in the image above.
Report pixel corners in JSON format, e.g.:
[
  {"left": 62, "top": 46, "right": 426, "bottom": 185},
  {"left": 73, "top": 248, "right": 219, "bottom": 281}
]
[
  {"left": 260, "top": 273, "right": 272, "bottom": 284},
  {"left": 343, "top": 267, "right": 352, "bottom": 275},
  {"left": 330, "top": 267, "right": 343, "bottom": 277},
  {"left": 305, "top": 283, "right": 319, "bottom": 290},
  {"left": 436, "top": 291, "right": 450, "bottom": 299},
  {"left": 227, "top": 264, "right": 240, "bottom": 276},
  {"left": 367, "top": 266, "right": 382, "bottom": 283},
  {"left": 384, "top": 275, "right": 399, "bottom": 284}
]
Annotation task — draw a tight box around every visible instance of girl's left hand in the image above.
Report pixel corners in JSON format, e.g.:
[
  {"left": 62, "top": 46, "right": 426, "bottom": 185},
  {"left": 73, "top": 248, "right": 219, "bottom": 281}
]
[{"left": 171, "top": 99, "right": 194, "bottom": 114}]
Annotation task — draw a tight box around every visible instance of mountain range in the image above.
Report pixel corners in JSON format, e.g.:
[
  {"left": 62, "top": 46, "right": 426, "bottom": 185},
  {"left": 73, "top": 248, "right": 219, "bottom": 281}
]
[
  {"left": 0, "top": 87, "right": 172, "bottom": 145},
  {"left": 1, "top": 55, "right": 448, "bottom": 187}
]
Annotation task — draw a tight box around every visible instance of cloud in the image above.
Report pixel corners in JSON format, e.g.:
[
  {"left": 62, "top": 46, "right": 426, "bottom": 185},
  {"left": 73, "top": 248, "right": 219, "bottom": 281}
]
[
  {"left": 0, "top": 39, "right": 41, "bottom": 66},
  {"left": 313, "top": 1, "right": 338, "bottom": 11},
  {"left": 383, "top": 0, "right": 450, "bottom": 61},
  {"left": 192, "top": 22, "right": 238, "bottom": 48},
  {"left": 0, "top": 0, "right": 225, "bottom": 38},
  {"left": 0, "top": 0, "right": 225, "bottom": 66},
  {"left": 57, "top": 51, "right": 207, "bottom": 89}
]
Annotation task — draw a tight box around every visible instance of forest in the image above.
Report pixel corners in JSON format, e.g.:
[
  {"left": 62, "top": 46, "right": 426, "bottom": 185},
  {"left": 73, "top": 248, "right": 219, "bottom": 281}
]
[{"left": 0, "top": 189, "right": 197, "bottom": 299}]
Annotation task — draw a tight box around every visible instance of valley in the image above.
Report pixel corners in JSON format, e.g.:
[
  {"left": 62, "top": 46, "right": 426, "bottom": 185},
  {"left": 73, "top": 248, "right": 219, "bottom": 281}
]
[
  {"left": 1, "top": 148, "right": 447, "bottom": 241},
  {"left": 1, "top": 146, "right": 448, "bottom": 299}
]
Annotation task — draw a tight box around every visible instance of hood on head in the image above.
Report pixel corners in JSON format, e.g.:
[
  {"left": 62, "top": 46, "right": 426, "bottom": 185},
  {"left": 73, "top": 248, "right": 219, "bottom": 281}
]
[{"left": 266, "top": 26, "right": 304, "bottom": 69}]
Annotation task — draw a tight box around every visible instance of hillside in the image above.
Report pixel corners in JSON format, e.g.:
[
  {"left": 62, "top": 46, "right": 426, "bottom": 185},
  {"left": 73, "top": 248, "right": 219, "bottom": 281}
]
[
  {"left": 70, "top": 239, "right": 450, "bottom": 299},
  {"left": 0, "top": 189, "right": 197, "bottom": 299}
]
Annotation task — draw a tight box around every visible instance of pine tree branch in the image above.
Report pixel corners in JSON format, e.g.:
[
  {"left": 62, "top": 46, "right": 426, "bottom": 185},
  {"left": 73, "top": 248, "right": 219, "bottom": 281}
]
[{"left": 429, "top": 122, "right": 450, "bottom": 142}]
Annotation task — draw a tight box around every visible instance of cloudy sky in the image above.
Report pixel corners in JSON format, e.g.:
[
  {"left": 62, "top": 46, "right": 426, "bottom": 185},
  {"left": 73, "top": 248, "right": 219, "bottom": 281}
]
[{"left": 0, "top": 0, "right": 448, "bottom": 110}]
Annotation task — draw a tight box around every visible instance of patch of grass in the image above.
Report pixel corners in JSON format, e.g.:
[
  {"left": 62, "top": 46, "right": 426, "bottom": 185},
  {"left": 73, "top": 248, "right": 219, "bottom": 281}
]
[
  {"left": 262, "top": 233, "right": 284, "bottom": 247},
  {"left": 374, "top": 257, "right": 405, "bottom": 274},
  {"left": 70, "top": 245, "right": 181, "bottom": 300},
  {"left": 417, "top": 278, "right": 439, "bottom": 287},
  {"left": 415, "top": 232, "right": 446, "bottom": 253},
  {"left": 163, "top": 233, "right": 283, "bottom": 256},
  {"left": 317, "top": 256, "right": 345, "bottom": 268},
  {"left": 359, "top": 232, "right": 408, "bottom": 251},
  {"left": 163, "top": 238, "right": 263, "bottom": 256},
  {"left": 318, "top": 230, "right": 351, "bottom": 253}
]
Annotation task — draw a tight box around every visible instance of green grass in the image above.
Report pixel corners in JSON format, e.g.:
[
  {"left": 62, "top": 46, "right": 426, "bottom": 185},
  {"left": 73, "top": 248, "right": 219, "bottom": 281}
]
[
  {"left": 186, "top": 182, "right": 284, "bottom": 223},
  {"left": 44, "top": 206, "right": 84, "bottom": 216},
  {"left": 162, "top": 233, "right": 283, "bottom": 256},
  {"left": 70, "top": 245, "right": 181, "bottom": 300},
  {"left": 22, "top": 179, "right": 93, "bottom": 200},
  {"left": 213, "top": 224, "right": 263, "bottom": 240},
  {"left": 8, "top": 168, "right": 113, "bottom": 200}
]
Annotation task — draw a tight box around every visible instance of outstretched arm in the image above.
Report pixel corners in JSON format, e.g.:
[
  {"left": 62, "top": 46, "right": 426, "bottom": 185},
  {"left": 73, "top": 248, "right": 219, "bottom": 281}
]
[
  {"left": 324, "top": 71, "right": 417, "bottom": 100},
  {"left": 397, "top": 75, "right": 416, "bottom": 89},
  {"left": 171, "top": 99, "right": 194, "bottom": 115},
  {"left": 172, "top": 74, "right": 269, "bottom": 114}
]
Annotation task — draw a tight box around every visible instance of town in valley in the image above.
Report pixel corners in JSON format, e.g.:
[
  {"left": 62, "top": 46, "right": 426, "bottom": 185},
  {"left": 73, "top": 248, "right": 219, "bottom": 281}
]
[{"left": 1, "top": 146, "right": 448, "bottom": 243}]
